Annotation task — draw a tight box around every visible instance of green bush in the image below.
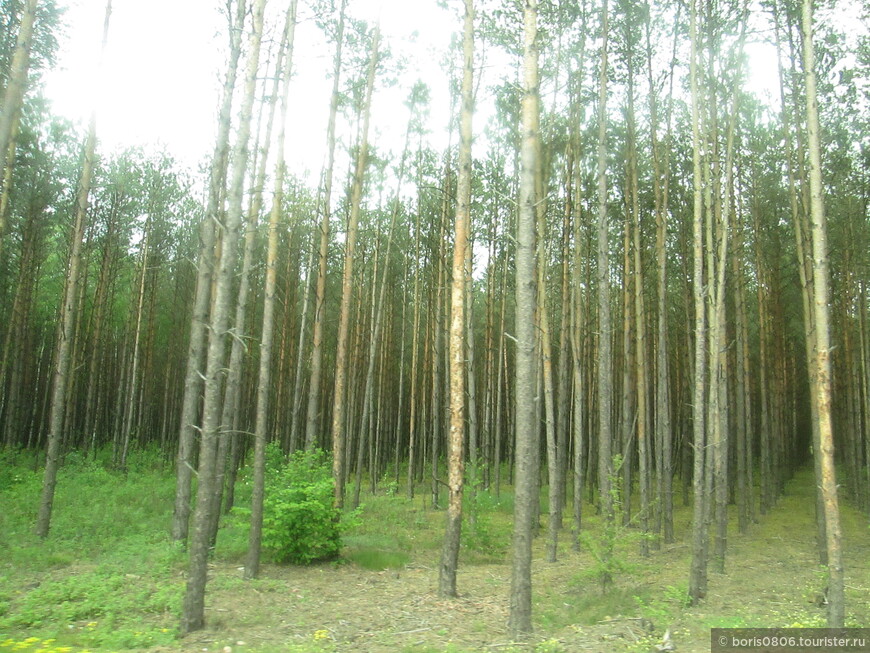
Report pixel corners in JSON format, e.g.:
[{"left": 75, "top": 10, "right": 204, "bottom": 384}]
[{"left": 260, "top": 446, "right": 342, "bottom": 565}]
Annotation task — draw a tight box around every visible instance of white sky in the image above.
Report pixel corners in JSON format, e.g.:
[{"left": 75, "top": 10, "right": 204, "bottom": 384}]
[
  {"left": 42, "top": 0, "right": 798, "bottom": 182},
  {"left": 43, "top": 0, "right": 459, "bottom": 177}
]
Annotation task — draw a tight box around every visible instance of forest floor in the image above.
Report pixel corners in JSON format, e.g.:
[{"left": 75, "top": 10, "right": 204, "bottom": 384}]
[{"left": 1, "top": 451, "right": 869, "bottom": 653}]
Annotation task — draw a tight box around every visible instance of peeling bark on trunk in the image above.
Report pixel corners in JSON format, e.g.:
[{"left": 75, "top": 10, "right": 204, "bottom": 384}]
[
  {"left": 801, "top": 0, "right": 845, "bottom": 626},
  {"left": 439, "top": 0, "right": 473, "bottom": 598}
]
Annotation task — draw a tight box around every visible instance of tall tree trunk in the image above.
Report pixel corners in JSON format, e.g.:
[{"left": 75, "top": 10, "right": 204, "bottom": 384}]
[
  {"left": 181, "top": 0, "right": 266, "bottom": 632},
  {"left": 509, "top": 0, "right": 539, "bottom": 636},
  {"left": 687, "top": 0, "right": 710, "bottom": 603},
  {"left": 538, "top": 155, "right": 559, "bottom": 564},
  {"left": 210, "top": 16, "right": 287, "bottom": 544},
  {"left": 119, "top": 217, "right": 150, "bottom": 469},
  {"left": 352, "top": 99, "right": 415, "bottom": 508},
  {"left": 287, "top": 231, "right": 315, "bottom": 454},
  {"left": 407, "top": 170, "right": 424, "bottom": 499},
  {"left": 801, "top": 0, "right": 845, "bottom": 626},
  {"left": 732, "top": 220, "right": 751, "bottom": 534},
  {"left": 594, "top": 0, "right": 613, "bottom": 535},
  {"left": 710, "top": 17, "right": 746, "bottom": 571},
  {"left": 305, "top": 0, "right": 348, "bottom": 452},
  {"left": 245, "top": 0, "right": 297, "bottom": 580},
  {"left": 628, "top": 81, "right": 650, "bottom": 557},
  {"left": 172, "top": 0, "right": 246, "bottom": 543},
  {"left": 570, "top": 120, "right": 586, "bottom": 550},
  {"left": 0, "top": 0, "right": 37, "bottom": 258},
  {"left": 430, "top": 167, "right": 450, "bottom": 510},
  {"left": 646, "top": 3, "right": 677, "bottom": 545},
  {"left": 330, "top": 26, "right": 379, "bottom": 509},
  {"left": 35, "top": 0, "right": 111, "bottom": 539},
  {"left": 439, "top": 0, "right": 473, "bottom": 598},
  {"left": 772, "top": 0, "right": 827, "bottom": 559}
]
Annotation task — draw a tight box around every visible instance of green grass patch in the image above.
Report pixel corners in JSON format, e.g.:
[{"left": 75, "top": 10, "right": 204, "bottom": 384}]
[
  {"left": 0, "top": 448, "right": 183, "bottom": 650},
  {"left": 342, "top": 530, "right": 410, "bottom": 564},
  {"left": 344, "top": 547, "right": 410, "bottom": 570}
]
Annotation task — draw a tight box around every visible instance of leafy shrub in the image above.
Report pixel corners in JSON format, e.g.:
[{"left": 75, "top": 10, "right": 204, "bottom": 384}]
[
  {"left": 578, "top": 454, "right": 638, "bottom": 591},
  {"left": 260, "top": 445, "right": 342, "bottom": 564},
  {"left": 463, "top": 485, "right": 508, "bottom": 556}
]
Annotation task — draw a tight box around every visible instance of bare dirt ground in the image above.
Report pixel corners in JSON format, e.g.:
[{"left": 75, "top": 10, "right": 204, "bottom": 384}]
[{"left": 169, "top": 472, "right": 870, "bottom": 653}]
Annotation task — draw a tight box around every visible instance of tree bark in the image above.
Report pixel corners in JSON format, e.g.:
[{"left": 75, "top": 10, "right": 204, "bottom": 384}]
[
  {"left": 594, "top": 0, "right": 613, "bottom": 535},
  {"left": 181, "top": 0, "right": 266, "bottom": 632},
  {"left": 305, "top": 0, "right": 348, "bottom": 452},
  {"left": 801, "top": 0, "right": 845, "bottom": 626},
  {"left": 172, "top": 0, "right": 246, "bottom": 544},
  {"left": 330, "top": 25, "right": 379, "bottom": 509},
  {"left": 118, "top": 216, "right": 150, "bottom": 469},
  {"left": 687, "top": 0, "right": 709, "bottom": 604},
  {"left": 35, "top": 0, "right": 111, "bottom": 539},
  {"left": 509, "top": 0, "right": 539, "bottom": 636},
  {"left": 439, "top": 0, "right": 473, "bottom": 598},
  {"left": 245, "top": 0, "right": 297, "bottom": 580},
  {"left": 0, "top": 0, "right": 37, "bottom": 258}
]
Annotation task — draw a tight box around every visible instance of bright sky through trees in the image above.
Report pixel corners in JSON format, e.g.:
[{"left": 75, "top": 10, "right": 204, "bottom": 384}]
[
  {"left": 43, "top": 0, "right": 793, "bottom": 178},
  {"left": 44, "top": 0, "right": 458, "bottom": 175}
]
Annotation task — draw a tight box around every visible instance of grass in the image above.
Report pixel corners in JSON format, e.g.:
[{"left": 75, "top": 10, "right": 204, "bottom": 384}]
[
  {"left": 0, "top": 450, "right": 183, "bottom": 651},
  {"left": 1, "top": 451, "right": 868, "bottom": 652}
]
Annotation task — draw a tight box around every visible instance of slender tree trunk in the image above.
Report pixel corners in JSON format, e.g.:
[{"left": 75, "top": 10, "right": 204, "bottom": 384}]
[
  {"left": 465, "top": 235, "right": 480, "bottom": 500},
  {"left": 393, "top": 264, "right": 410, "bottom": 489},
  {"left": 287, "top": 233, "right": 315, "bottom": 454},
  {"left": 407, "top": 178, "right": 423, "bottom": 499},
  {"left": 0, "top": 0, "right": 37, "bottom": 258},
  {"left": 772, "top": 0, "right": 827, "bottom": 559},
  {"left": 305, "top": 0, "right": 348, "bottom": 452},
  {"left": 646, "top": 4, "right": 677, "bottom": 545},
  {"left": 711, "top": 19, "right": 745, "bottom": 571},
  {"left": 801, "top": 0, "right": 845, "bottom": 626},
  {"left": 172, "top": 0, "right": 246, "bottom": 543},
  {"left": 619, "top": 215, "right": 634, "bottom": 527},
  {"left": 538, "top": 159, "right": 559, "bottom": 564},
  {"left": 181, "top": 0, "right": 266, "bottom": 632},
  {"left": 352, "top": 102, "right": 415, "bottom": 509},
  {"left": 35, "top": 0, "right": 111, "bottom": 539},
  {"left": 509, "top": 0, "right": 539, "bottom": 636},
  {"left": 629, "top": 109, "right": 650, "bottom": 558},
  {"left": 430, "top": 167, "right": 450, "bottom": 510},
  {"left": 210, "top": 15, "right": 287, "bottom": 546},
  {"left": 733, "top": 223, "right": 751, "bottom": 534},
  {"left": 554, "top": 168, "right": 572, "bottom": 541},
  {"left": 494, "top": 263, "right": 508, "bottom": 499},
  {"left": 245, "top": 0, "right": 297, "bottom": 580},
  {"left": 687, "top": 0, "right": 709, "bottom": 603},
  {"left": 439, "top": 0, "right": 473, "bottom": 598},
  {"left": 594, "top": 0, "right": 613, "bottom": 537},
  {"left": 570, "top": 120, "right": 586, "bottom": 550},
  {"left": 330, "top": 26, "right": 379, "bottom": 509},
  {"left": 119, "top": 218, "right": 150, "bottom": 469}
]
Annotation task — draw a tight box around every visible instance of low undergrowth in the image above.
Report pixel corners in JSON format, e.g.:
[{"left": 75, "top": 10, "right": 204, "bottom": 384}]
[{"left": 0, "top": 451, "right": 867, "bottom": 652}]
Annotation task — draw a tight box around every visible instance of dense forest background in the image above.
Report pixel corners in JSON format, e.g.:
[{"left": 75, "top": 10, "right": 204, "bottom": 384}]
[{"left": 1, "top": 0, "right": 869, "bottom": 642}]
